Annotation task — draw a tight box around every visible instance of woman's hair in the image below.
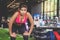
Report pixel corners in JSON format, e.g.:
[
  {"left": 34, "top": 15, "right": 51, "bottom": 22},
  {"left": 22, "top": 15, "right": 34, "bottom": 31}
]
[{"left": 19, "top": 3, "right": 28, "bottom": 9}]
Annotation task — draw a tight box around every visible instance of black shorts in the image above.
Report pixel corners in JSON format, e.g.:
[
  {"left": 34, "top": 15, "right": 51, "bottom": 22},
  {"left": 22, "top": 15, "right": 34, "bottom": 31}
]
[{"left": 12, "top": 23, "right": 29, "bottom": 34}]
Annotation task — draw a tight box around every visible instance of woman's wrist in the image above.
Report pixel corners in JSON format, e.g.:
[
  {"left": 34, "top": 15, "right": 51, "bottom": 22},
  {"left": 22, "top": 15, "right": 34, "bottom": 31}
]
[{"left": 29, "top": 31, "right": 31, "bottom": 35}]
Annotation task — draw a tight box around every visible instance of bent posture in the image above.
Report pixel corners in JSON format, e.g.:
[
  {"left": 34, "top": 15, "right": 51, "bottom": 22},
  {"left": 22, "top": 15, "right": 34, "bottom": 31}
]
[{"left": 8, "top": 4, "right": 34, "bottom": 40}]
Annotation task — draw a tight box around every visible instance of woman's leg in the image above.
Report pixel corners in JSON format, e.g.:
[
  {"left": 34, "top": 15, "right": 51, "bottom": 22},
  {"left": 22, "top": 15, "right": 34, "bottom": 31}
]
[
  {"left": 18, "top": 28, "right": 29, "bottom": 40},
  {"left": 10, "top": 24, "right": 17, "bottom": 40},
  {"left": 23, "top": 31, "right": 28, "bottom": 40},
  {"left": 18, "top": 24, "right": 29, "bottom": 40},
  {"left": 10, "top": 32, "right": 17, "bottom": 40},
  {"left": 23, "top": 35, "right": 28, "bottom": 40}
]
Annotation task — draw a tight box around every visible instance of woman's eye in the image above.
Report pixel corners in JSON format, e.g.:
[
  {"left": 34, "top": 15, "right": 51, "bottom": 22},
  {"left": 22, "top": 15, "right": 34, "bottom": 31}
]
[
  {"left": 21, "top": 9, "right": 26, "bottom": 11},
  {"left": 24, "top": 9, "right": 26, "bottom": 11}
]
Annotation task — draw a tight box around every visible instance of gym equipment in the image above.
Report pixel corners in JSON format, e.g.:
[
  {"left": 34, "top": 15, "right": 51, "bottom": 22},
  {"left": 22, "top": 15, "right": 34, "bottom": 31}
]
[
  {"left": 47, "top": 31, "right": 55, "bottom": 40},
  {"left": 33, "top": 27, "right": 50, "bottom": 40},
  {"left": 33, "top": 13, "right": 40, "bottom": 27},
  {"left": 54, "top": 31, "right": 60, "bottom": 40}
]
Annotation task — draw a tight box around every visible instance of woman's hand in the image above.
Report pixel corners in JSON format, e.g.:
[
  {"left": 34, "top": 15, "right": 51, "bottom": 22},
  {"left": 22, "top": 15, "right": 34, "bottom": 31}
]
[
  {"left": 10, "top": 33, "right": 16, "bottom": 37},
  {"left": 23, "top": 31, "right": 30, "bottom": 36}
]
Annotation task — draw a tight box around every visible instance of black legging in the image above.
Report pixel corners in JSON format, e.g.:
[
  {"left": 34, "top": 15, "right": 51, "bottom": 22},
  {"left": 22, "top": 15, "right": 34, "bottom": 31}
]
[
  {"left": 10, "top": 35, "right": 28, "bottom": 40},
  {"left": 10, "top": 23, "right": 29, "bottom": 40}
]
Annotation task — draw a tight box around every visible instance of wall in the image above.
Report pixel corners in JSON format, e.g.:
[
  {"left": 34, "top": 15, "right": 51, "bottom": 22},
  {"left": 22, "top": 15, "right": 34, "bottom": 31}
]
[{"left": 31, "top": 3, "right": 41, "bottom": 14}]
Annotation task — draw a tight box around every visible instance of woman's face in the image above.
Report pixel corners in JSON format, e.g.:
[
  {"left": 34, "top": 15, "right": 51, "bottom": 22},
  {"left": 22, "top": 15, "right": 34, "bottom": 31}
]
[{"left": 20, "top": 7, "right": 27, "bottom": 15}]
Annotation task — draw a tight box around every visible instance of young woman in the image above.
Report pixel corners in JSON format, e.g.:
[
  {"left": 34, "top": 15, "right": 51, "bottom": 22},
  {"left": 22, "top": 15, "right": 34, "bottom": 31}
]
[{"left": 8, "top": 4, "right": 34, "bottom": 40}]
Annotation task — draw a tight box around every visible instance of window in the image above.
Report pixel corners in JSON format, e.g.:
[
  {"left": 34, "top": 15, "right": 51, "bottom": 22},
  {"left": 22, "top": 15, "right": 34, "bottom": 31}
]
[{"left": 41, "top": 0, "right": 57, "bottom": 19}]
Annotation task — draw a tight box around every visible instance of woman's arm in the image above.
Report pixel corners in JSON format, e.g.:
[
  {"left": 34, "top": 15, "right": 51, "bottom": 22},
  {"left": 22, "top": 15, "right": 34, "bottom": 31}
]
[
  {"left": 8, "top": 12, "right": 18, "bottom": 35},
  {"left": 27, "top": 12, "right": 34, "bottom": 35}
]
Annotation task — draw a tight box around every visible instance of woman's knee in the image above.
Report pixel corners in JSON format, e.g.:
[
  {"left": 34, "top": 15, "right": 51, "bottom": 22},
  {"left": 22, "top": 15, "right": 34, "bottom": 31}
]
[
  {"left": 10, "top": 33, "right": 16, "bottom": 40},
  {"left": 10, "top": 32, "right": 17, "bottom": 38}
]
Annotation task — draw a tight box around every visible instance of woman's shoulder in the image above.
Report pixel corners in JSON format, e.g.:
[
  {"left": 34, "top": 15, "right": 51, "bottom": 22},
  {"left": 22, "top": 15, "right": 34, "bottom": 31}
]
[
  {"left": 27, "top": 12, "right": 31, "bottom": 15},
  {"left": 26, "top": 12, "right": 30, "bottom": 17},
  {"left": 27, "top": 12, "right": 32, "bottom": 17}
]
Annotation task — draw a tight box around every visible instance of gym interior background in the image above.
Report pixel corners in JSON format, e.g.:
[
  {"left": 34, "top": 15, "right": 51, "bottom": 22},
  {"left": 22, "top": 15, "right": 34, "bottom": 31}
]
[{"left": 0, "top": 0, "right": 60, "bottom": 40}]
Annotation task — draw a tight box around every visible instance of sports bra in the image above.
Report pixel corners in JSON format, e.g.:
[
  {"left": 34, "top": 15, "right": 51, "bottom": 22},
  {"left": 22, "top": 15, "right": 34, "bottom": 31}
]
[{"left": 15, "top": 11, "right": 28, "bottom": 24}]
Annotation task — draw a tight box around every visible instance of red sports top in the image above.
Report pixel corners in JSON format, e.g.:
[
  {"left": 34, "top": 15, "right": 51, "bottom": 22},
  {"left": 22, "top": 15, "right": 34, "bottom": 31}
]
[{"left": 15, "top": 11, "right": 28, "bottom": 24}]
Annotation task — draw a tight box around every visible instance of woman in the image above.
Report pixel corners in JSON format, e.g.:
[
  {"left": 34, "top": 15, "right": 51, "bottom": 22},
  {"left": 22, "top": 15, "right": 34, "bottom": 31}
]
[{"left": 8, "top": 4, "right": 34, "bottom": 40}]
